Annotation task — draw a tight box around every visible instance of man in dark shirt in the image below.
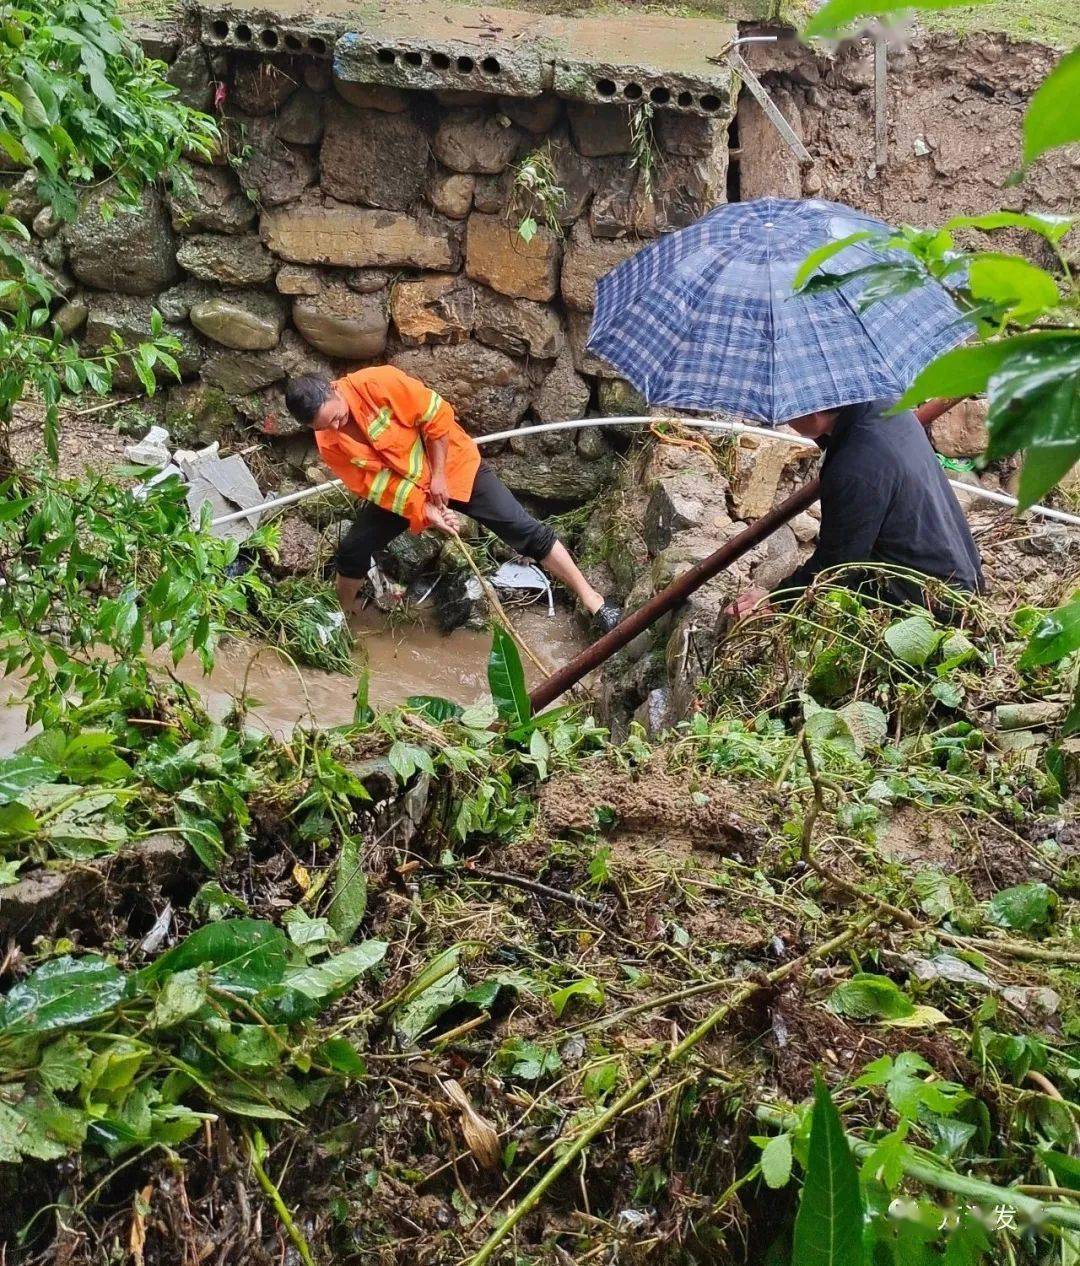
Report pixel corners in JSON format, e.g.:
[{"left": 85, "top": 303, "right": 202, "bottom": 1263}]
[{"left": 728, "top": 399, "right": 985, "bottom": 617}]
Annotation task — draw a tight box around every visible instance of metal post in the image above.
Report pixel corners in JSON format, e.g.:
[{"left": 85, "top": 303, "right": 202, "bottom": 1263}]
[
  {"left": 873, "top": 37, "right": 888, "bottom": 174},
  {"left": 527, "top": 398, "right": 959, "bottom": 713}
]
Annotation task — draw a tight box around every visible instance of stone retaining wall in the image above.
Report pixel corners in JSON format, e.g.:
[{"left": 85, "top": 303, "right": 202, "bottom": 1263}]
[{"left": 4, "top": 33, "right": 732, "bottom": 503}]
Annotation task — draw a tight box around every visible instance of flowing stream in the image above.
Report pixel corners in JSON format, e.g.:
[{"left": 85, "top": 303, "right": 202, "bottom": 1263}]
[{"left": 0, "top": 606, "right": 590, "bottom": 753}]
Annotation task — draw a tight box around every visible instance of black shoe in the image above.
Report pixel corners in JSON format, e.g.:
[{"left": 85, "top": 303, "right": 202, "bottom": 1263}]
[{"left": 593, "top": 602, "right": 622, "bottom": 634}]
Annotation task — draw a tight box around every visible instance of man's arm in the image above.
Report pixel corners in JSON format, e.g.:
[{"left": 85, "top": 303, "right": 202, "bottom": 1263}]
[
  {"left": 427, "top": 433, "right": 450, "bottom": 508},
  {"left": 771, "top": 466, "right": 890, "bottom": 601}
]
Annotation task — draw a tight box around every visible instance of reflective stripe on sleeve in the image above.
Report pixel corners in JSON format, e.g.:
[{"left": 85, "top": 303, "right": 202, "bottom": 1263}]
[
  {"left": 367, "top": 406, "right": 392, "bottom": 440},
  {"left": 419, "top": 391, "right": 443, "bottom": 425}
]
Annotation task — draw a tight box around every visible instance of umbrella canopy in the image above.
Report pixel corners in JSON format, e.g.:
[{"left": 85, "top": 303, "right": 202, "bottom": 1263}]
[{"left": 587, "top": 197, "right": 969, "bottom": 425}]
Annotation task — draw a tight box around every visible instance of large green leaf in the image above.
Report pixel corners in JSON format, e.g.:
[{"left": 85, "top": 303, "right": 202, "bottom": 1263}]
[
  {"left": 943, "top": 211, "right": 1074, "bottom": 246},
  {"left": 895, "top": 332, "right": 1078, "bottom": 410},
  {"left": 326, "top": 834, "right": 367, "bottom": 943},
  {"left": 283, "top": 940, "right": 388, "bottom": 1000},
  {"left": 967, "top": 254, "right": 1060, "bottom": 325},
  {"left": 804, "top": 0, "right": 983, "bottom": 38},
  {"left": 140, "top": 919, "right": 289, "bottom": 992},
  {"left": 828, "top": 973, "right": 915, "bottom": 1021},
  {"left": 0, "top": 955, "right": 127, "bottom": 1035},
  {"left": 792, "top": 231, "right": 878, "bottom": 290},
  {"left": 987, "top": 882, "right": 1056, "bottom": 933},
  {"left": 1019, "top": 597, "right": 1080, "bottom": 668},
  {"left": 0, "top": 753, "right": 57, "bottom": 803},
  {"left": 1023, "top": 45, "right": 1080, "bottom": 165},
  {"left": 883, "top": 616, "right": 941, "bottom": 667},
  {"left": 792, "top": 1075, "right": 865, "bottom": 1266},
  {"left": 983, "top": 339, "right": 1080, "bottom": 509},
  {"left": 488, "top": 625, "right": 531, "bottom": 727},
  {"left": 405, "top": 695, "right": 464, "bottom": 723}
]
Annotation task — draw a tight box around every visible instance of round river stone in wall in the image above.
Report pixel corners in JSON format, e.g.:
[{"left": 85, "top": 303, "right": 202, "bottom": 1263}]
[
  {"left": 292, "top": 281, "right": 389, "bottom": 359},
  {"left": 190, "top": 292, "right": 287, "bottom": 351}
]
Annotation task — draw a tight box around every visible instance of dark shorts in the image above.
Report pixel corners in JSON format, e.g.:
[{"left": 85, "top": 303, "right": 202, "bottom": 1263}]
[{"left": 335, "top": 461, "right": 557, "bottom": 580}]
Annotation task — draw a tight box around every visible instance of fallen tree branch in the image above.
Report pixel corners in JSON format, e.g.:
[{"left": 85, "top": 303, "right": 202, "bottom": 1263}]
[
  {"left": 427, "top": 863, "right": 607, "bottom": 916},
  {"left": 462, "top": 916, "right": 875, "bottom": 1266}
]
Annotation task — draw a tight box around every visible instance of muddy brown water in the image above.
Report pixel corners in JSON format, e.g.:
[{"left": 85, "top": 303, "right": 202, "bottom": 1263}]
[{"left": 0, "top": 605, "right": 591, "bottom": 752}]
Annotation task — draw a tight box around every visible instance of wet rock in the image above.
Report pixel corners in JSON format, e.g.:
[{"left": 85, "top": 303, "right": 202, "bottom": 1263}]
[
  {"left": 473, "top": 286, "right": 563, "bottom": 359},
  {"left": 231, "top": 56, "right": 298, "bottom": 115},
  {"left": 32, "top": 205, "right": 59, "bottom": 240},
  {"left": 643, "top": 448, "right": 721, "bottom": 554},
  {"left": 561, "top": 219, "right": 642, "bottom": 311},
  {"left": 321, "top": 101, "right": 430, "bottom": 211},
  {"left": 3, "top": 171, "right": 44, "bottom": 225},
  {"left": 261, "top": 197, "right": 464, "bottom": 270},
  {"left": 597, "top": 378, "right": 650, "bottom": 440},
  {"left": 273, "top": 517, "right": 322, "bottom": 576},
  {"left": 190, "top": 292, "right": 287, "bottom": 351},
  {"left": 83, "top": 294, "right": 203, "bottom": 386},
  {"left": 472, "top": 169, "right": 514, "bottom": 214},
  {"left": 533, "top": 351, "right": 591, "bottom": 423},
  {"left": 166, "top": 44, "right": 213, "bottom": 111},
  {"left": 237, "top": 383, "right": 305, "bottom": 438},
  {"left": 465, "top": 211, "right": 561, "bottom": 302},
  {"left": 730, "top": 432, "right": 813, "bottom": 520},
  {"left": 498, "top": 94, "right": 562, "bottom": 134},
  {"left": 577, "top": 426, "right": 610, "bottom": 459},
  {"left": 348, "top": 268, "right": 393, "bottom": 294},
  {"left": 433, "top": 109, "right": 523, "bottom": 174},
  {"left": 272, "top": 327, "right": 341, "bottom": 380},
  {"left": 634, "top": 687, "right": 677, "bottom": 739},
  {"left": 177, "top": 234, "right": 275, "bottom": 286},
  {"left": 55, "top": 296, "right": 88, "bottom": 337},
  {"left": 275, "top": 87, "right": 325, "bottom": 146},
  {"left": 995, "top": 701, "right": 1068, "bottom": 731},
  {"left": 751, "top": 524, "right": 799, "bottom": 589},
  {"left": 332, "top": 77, "right": 408, "bottom": 113},
  {"left": 391, "top": 341, "right": 530, "bottom": 435},
  {"left": 293, "top": 280, "right": 389, "bottom": 359},
  {"left": 156, "top": 278, "right": 216, "bottom": 323},
  {"left": 426, "top": 169, "right": 475, "bottom": 220},
  {"left": 202, "top": 350, "right": 286, "bottom": 396},
  {"left": 383, "top": 530, "right": 441, "bottom": 580},
  {"left": 165, "top": 382, "right": 238, "bottom": 447},
  {"left": 168, "top": 165, "right": 256, "bottom": 235},
  {"left": 493, "top": 432, "right": 616, "bottom": 501},
  {"left": 932, "top": 399, "right": 988, "bottom": 459},
  {"left": 656, "top": 111, "right": 727, "bottom": 157},
  {"left": 589, "top": 164, "right": 657, "bottom": 239},
  {"left": 653, "top": 150, "right": 729, "bottom": 233},
  {"left": 390, "top": 273, "right": 476, "bottom": 345},
  {"left": 791, "top": 511, "right": 820, "bottom": 543},
  {"left": 736, "top": 88, "right": 804, "bottom": 201},
  {"left": 275, "top": 263, "right": 324, "bottom": 296},
  {"left": 567, "top": 310, "right": 620, "bottom": 378},
  {"left": 567, "top": 102, "right": 633, "bottom": 157},
  {"left": 227, "top": 114, "right": 317, "bottom": 208},
  {"left": 66, "top": 183, "right": 177, "bottom": 295}
]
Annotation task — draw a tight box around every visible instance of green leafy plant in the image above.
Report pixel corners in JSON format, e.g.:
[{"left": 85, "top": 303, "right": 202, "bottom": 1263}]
[
  {"left": 792, "top": 1075, "right": 866, "bottom": 1266},
  {"left": 510, "top": 144, "right": 566, "bottom": 243},
  {"left": 0, "top": 917, "right": 383, "bottom": 1164}
]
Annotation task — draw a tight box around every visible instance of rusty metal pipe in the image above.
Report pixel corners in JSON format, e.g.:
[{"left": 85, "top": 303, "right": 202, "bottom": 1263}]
[{"left": 528, "top": 398, "right": 960, "bottom": 713}]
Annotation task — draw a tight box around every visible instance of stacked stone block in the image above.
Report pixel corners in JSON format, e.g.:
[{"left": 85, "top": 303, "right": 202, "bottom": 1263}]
[{"left": 36, "top": 45, "right": 730, "bottom": 500}]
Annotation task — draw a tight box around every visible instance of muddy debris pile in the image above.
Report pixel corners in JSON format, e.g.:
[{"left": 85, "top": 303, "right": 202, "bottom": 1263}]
[{"left": 1, "top": 565, "right": 1077, "bottom": 1265}]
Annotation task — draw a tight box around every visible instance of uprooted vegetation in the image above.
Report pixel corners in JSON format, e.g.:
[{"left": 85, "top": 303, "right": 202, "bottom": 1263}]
[{"left": 1, "top": 569, "right": 1077, "bottom": 1265}]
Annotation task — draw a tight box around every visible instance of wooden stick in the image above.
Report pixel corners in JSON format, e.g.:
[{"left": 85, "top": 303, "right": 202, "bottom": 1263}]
[{"left": 446, "top": 528, "right": 553, "bottom": 676}]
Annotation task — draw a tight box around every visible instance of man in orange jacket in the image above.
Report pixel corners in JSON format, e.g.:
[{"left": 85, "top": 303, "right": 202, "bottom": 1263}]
[{"left": 285, "top": 367, "right": 621, "bottom": 631}]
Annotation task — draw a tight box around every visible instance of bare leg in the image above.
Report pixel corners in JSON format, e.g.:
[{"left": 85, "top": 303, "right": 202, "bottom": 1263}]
[
  {"left": 335, "top": 573, "right": 365, "bottom": 614},
  {"left": 538, "top": 540, "right": 605, "bottom": 615}
]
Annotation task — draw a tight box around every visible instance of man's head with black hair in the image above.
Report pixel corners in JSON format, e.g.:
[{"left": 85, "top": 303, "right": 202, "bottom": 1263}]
[{"left": 285, "top": 375, "right": 350, "bottom": 431}]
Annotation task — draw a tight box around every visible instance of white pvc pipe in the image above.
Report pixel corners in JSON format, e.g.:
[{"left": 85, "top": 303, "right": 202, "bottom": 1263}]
[{"left": 209, "top": 415, "right": 1080, "bottom": 530}]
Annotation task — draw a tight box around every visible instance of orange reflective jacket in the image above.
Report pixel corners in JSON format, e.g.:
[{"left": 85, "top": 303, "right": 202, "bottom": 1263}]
[{"left": 314, "top": 366, "right": 481, "bottom": 534}]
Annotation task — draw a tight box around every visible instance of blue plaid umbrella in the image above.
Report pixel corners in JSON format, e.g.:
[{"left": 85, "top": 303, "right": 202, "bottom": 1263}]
[{"left": 587, "top": 197, "right": 969, "bottom": 425}]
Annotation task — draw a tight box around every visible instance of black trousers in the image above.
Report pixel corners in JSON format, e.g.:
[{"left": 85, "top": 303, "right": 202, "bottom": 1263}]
[{"left": 335, "top": 461, "right": 557, "bottom": 580}]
